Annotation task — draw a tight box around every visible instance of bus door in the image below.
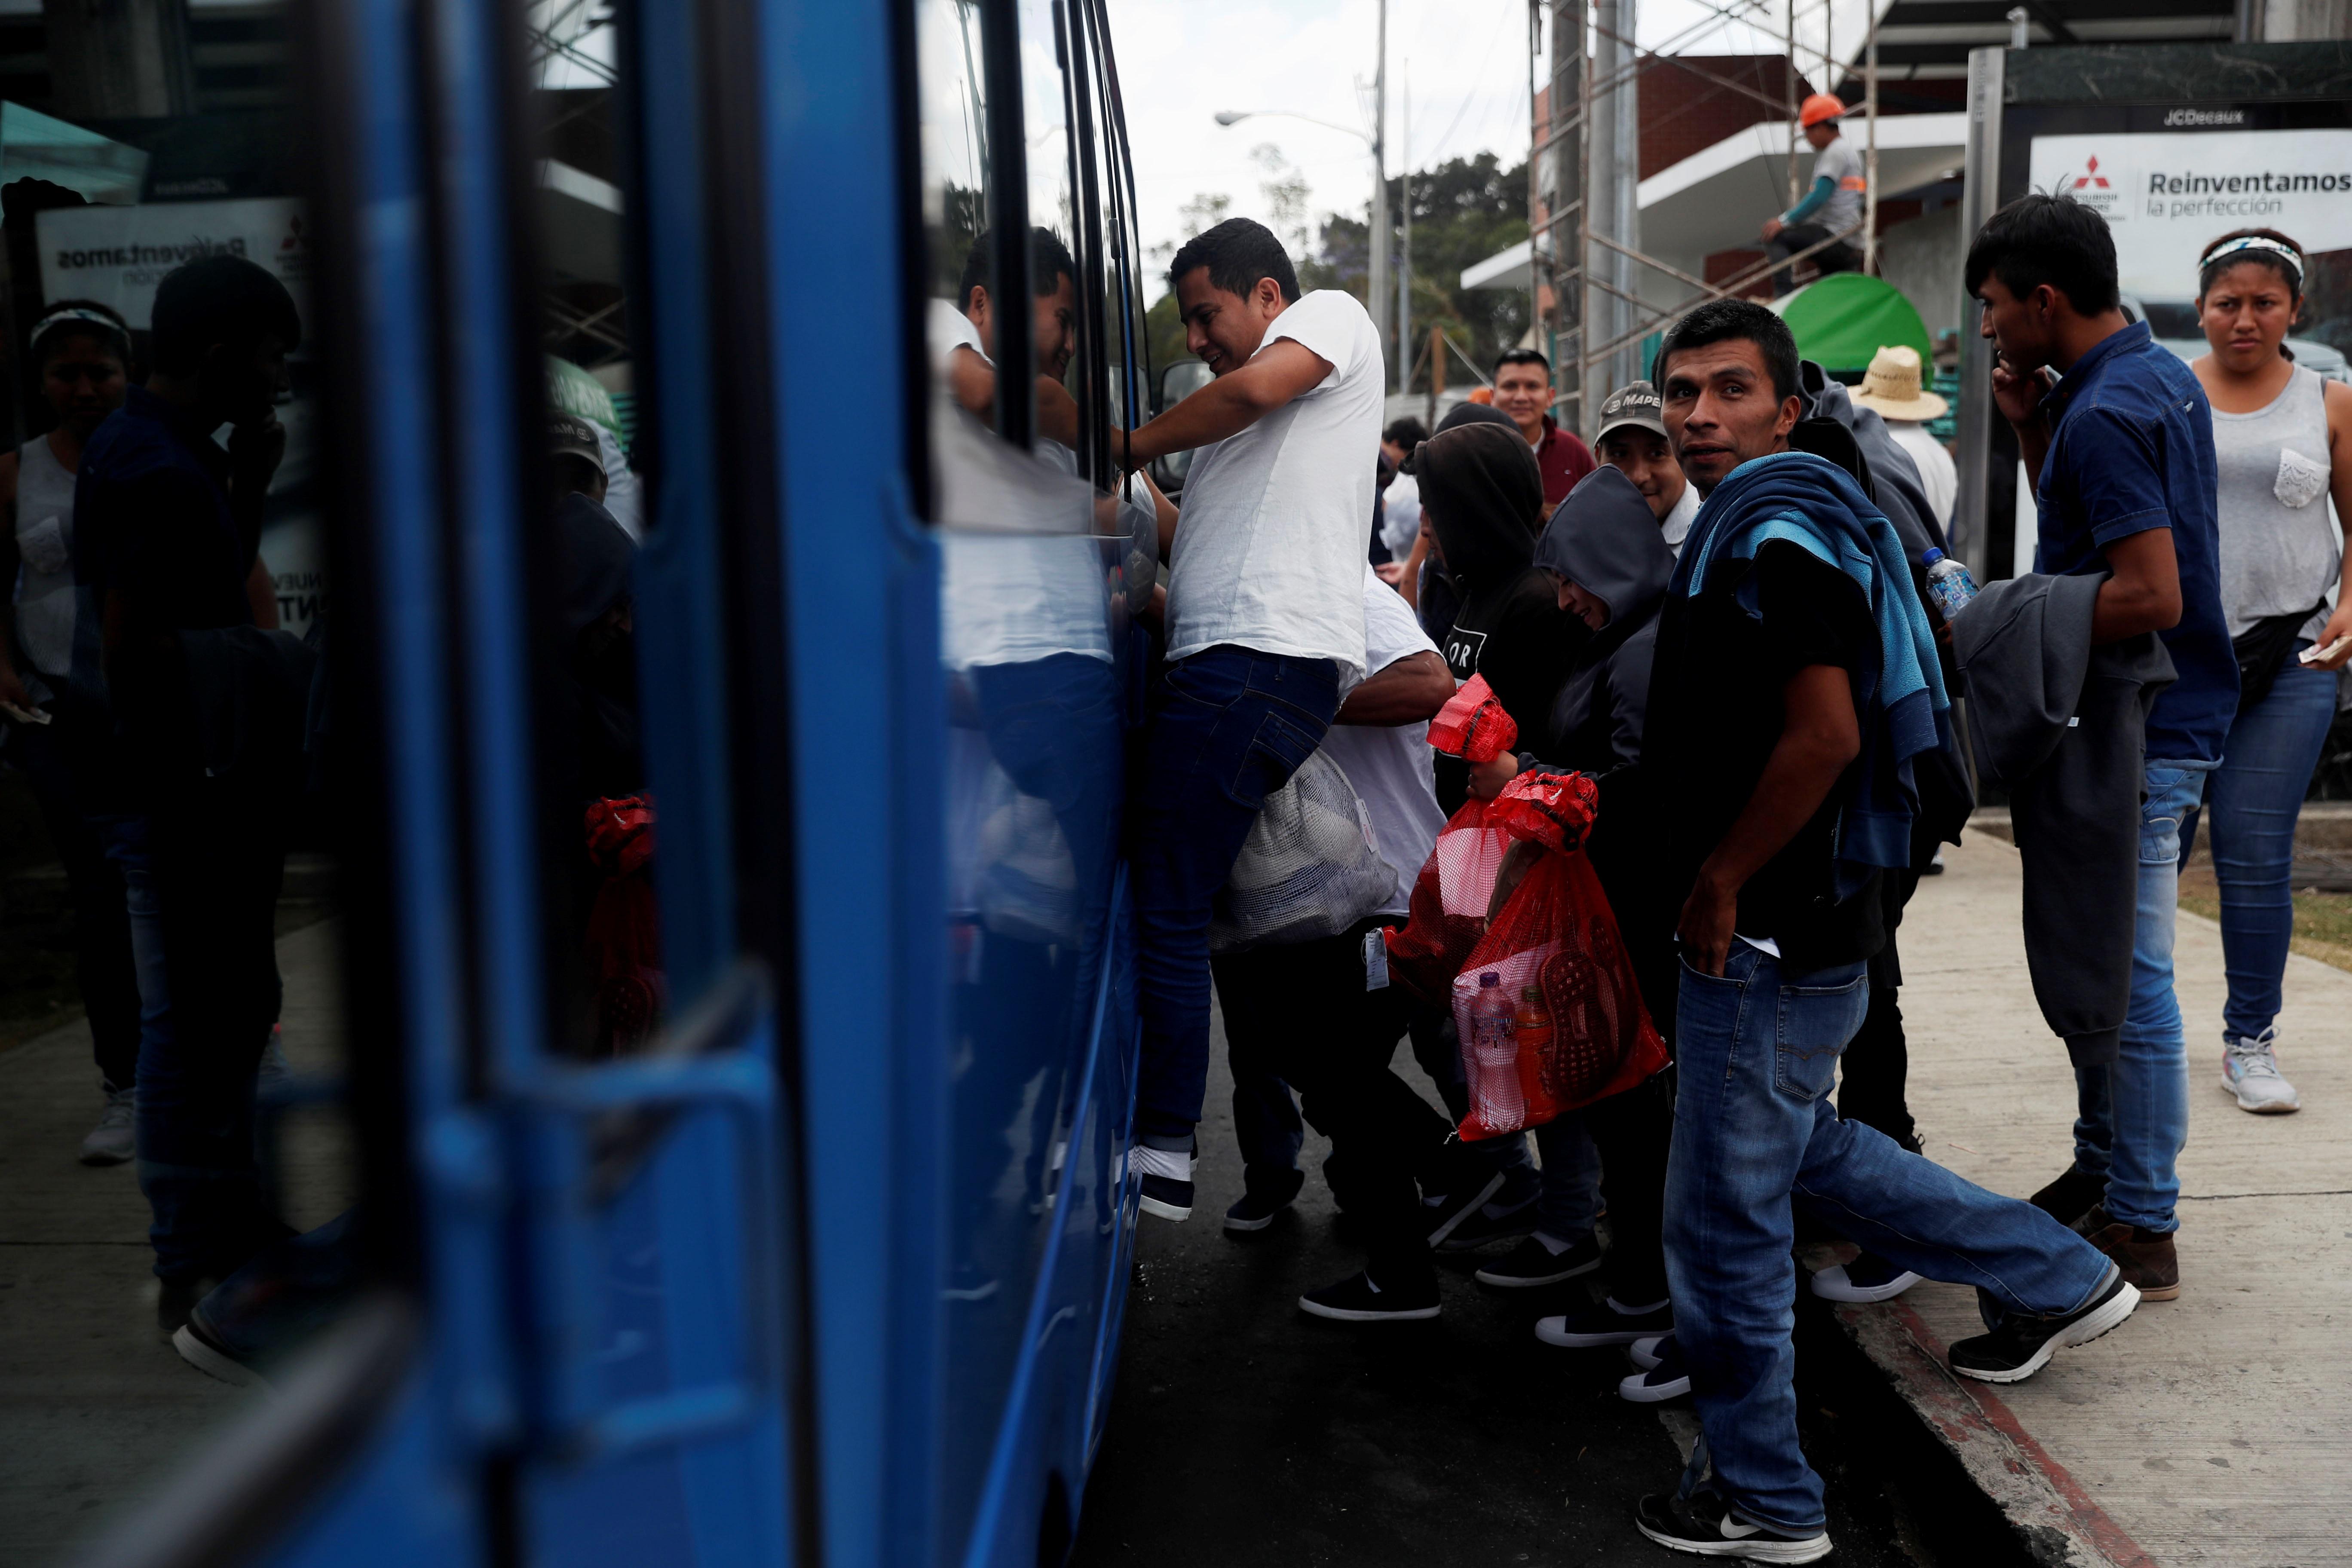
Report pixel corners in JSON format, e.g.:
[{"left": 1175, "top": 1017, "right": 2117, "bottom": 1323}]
[{"left": 33, "top": 0, "right": 812, "bottom": 1561}]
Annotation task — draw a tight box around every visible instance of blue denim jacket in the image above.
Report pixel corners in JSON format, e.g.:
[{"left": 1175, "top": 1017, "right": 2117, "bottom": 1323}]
[{"left": 2033, "top": 320, "right": 2234, "bottom": 763}]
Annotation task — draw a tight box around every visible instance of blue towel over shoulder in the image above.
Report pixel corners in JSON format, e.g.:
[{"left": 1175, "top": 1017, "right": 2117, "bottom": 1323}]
[{"left": 1672, "top": 449, "right": 1948, "bottom": 895}]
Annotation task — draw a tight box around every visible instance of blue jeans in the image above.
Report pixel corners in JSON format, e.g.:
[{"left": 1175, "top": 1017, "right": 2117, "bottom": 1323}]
[
  {"left": 90, "top": 814, "right": 172, "bottom": 1095},
  {"left": 2073, "top": 758, "right": 2212, "bottom": 1233},
  {"left": 1665, "top": 943, "right": 2112, "bottom": 1532},
  {"left": 2197, "top": 659, "right": 2335, "bottom": 1042},
  {"left": 1134, "top": 647, "right": 1339, "bottom": 1139},
  {"left": 101, "top": 784, "right": 288, "bottom": 1283},
  {"left": 1532, "top": 1114, "right": 1603, "bottom": 1240}
]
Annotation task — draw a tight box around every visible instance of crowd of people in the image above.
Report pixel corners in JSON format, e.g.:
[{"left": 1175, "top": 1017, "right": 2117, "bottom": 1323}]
[
  {"left": 2, "top": 167, "right": 2343, "bottom": 1562},
  {"left": 1099, "top": 194, "right": 2338, "bottom": 1562}
]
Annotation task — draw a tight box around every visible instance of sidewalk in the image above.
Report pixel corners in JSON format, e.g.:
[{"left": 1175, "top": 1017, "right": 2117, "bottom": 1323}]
[
  {"left": 0, "top": 917, "right": 351, "bottom": 1567},
  {"left": 1839, "top": 831, "right": 2352, "bottom": 1568}
]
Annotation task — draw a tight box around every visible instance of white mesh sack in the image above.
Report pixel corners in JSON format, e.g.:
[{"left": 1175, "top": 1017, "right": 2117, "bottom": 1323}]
[{"left": 1208, "top": 749, "right": 1398, "bottom": 953}]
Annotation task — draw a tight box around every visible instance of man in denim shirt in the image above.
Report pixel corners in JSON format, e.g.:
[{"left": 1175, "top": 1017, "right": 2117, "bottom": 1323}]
[{"left": 1969, "top": 193, "right": 2232, "bottom": 1302}]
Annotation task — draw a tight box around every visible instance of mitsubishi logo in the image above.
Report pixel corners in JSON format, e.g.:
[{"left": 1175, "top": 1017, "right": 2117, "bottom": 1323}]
[{"left": 2072, "top": 156, "right": 2112, "bottom": 190}]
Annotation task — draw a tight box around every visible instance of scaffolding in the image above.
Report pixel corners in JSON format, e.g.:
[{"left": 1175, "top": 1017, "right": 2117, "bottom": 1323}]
[{"left": 1535, "top": 0, "right": 1886, "bottom": 431}]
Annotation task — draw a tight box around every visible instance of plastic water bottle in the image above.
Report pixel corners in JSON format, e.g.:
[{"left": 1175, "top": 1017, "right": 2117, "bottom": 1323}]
[
  {"left": 1469, "top": 973, "right": 1523, "bottom": 1130},
  {"left": 1922, "top": 548, "right": 1979, "bottom": 620}
]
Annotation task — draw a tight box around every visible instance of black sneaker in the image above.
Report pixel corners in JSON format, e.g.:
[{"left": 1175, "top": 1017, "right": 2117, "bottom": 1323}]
[
  {"left": 2028, "top": 1164, "right": 2107, "bottom": 1230},
  {"left": 1474, "top": 1231, "right": 1603, "bottom": 1288},
  {"left": 1298, "top": 1268, "right": 1441, "bottom": 1322},
  {"left": 1534, "top": 1294, "right": 1672, "bottom": 1348},
  {"left": 1433, "top": 1189, "right": 1541, "bottom": 1253},
  {"left": 1808, "top": 1251, "right": 1922, "bottom": 1303},
  {"left": 1948, "top": 1265, "right": 2139, "bottom": 1384},
  {"left": 1134, "top": 1139, "right": 1196, "bottom": 1223},
  {"left": 1618, "top": 1334, "right": 1690, "bottom": 1403},
  {"left": 172, "top": 1305, "right": 272, "bottom": 1391},
  {"left": 1420, "top": 1170, "right": 1507, "bottom": 1249},
  {"left": 1635, "top": 1491, "right": 1830, "bottom": 1563},
  {"left": 1224, "top": 1167, "right": 1306, "bottom": 1233}
]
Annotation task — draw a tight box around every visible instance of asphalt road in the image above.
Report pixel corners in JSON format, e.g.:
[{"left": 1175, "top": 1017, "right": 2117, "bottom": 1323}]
[{"left": 1071, "top": 1031, "right": 1929, "bottom": 1568}]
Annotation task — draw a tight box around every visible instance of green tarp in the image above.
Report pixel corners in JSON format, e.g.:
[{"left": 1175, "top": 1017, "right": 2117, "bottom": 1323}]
[{"left": 1772, "top": 273, "right": 1932, "bottom": 378}]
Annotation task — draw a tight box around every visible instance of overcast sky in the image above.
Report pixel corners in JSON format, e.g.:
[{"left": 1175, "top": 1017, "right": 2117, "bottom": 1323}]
[{"left": 1105, "top": 0, "right": 1803, "bottom": 300}]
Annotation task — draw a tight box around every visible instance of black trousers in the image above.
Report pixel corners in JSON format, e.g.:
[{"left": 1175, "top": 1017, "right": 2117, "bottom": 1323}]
[
  {"left": 1213, "top": 922, "right": 1455, "bottom": 1285},
  {"left": 1766, "top": 222, "right": 1859, "bottom": 296},
  {"left": 12, "top": 698, "right": 142, "bottom": 1090}
]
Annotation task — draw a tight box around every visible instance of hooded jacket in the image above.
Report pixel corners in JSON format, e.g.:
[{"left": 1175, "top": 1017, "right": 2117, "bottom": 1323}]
[
  {"left": 1415, "top": 420, "right": 1587, "bottom": 809},
  {"left": 1523, "top": 465, "right": 1680, "bottom": 1021},
  {"left": 1952, "top": 571, "right": 2174, "bottom": 1066},
  {"left": 1798, "top": 360, "right": 1946, "bottom": 558},
  {"left": 1530, "top": 464, "right": 1674, "bottom": 773},
  {"left": 1411, "top": 401, "right": 1523, "bottom": 646}
]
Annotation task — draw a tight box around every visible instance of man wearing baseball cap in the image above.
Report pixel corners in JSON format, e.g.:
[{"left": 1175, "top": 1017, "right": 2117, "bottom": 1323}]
[
  {"left": 1591, "top": 380, "right": 1698, "bottom": 555},
  {"left": 1760, "top": 94, "right": 1865, "bottom": 295}
]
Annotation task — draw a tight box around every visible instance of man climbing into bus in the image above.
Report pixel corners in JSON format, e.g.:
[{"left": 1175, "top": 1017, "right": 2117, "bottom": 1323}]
[{"left": 1115, "top": 217, "right": 1384, "bottom": 1220}]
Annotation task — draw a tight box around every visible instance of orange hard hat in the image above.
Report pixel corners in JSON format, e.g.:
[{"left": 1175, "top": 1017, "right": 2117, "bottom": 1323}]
[{"left": 1799, "top": 93, "right": 1846, "bottom": 128}]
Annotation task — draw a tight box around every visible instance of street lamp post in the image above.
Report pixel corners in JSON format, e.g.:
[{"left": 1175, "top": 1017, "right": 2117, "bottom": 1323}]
[{"left": 1212, "top": 0, "right": 1392, "bottom": 389}]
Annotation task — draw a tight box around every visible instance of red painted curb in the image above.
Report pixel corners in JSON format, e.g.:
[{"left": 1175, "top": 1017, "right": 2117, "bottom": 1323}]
[{"left": 1886, "top": 1299, "right": 2156, "bottom": 1568}]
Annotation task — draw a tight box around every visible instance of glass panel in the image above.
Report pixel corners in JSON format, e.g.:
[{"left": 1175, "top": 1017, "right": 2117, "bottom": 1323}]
[
  {"left": 912, "top": 0, "right": 1127, "bottom": 1554},
  {"left": 0, "top": 3, "right": 375, "bottom": 1556}
]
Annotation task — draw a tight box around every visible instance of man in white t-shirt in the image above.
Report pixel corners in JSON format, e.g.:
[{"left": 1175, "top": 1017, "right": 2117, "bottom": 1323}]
[{"left": 1116, "top": 218, "right": 1384, "bottom": 1222}]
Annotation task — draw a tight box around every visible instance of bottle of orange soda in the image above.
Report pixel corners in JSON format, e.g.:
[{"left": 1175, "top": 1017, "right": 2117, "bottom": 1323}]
[{"left": 1514, "top": 984, "right": 1554, "bottom": 1114}]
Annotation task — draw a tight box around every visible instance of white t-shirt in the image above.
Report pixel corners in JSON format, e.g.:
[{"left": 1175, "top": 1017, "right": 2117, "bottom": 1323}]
[
  {"left": 1380, "top": 470, "right": 1422, "bottom": 557},
  {"left": 1887, "top": 420, "right": 1957, "bottom": 530},
  {"left": 928, "top": 298, "right": 1112, "bottom": 671},
  {"left": 1320, "top": 567, "right": 1449, "bottom": 919},
  {"left": 1659, "top": 481, "right": 1699, "bottom": 557},
  {"left": 1165, "top": 289, "right": 1382, "bottom": 689}
]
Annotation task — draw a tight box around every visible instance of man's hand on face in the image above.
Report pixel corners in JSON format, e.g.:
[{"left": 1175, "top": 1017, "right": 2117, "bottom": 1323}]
[
  {"left": 1676, "top": 869, "right": 1737, "bottom": 977},
  {"left": 228, "top": 408, "right": 287, "bottom": 490},
  {"left": 1989, "top": 357, "right": 2050, "bottom": 429}
]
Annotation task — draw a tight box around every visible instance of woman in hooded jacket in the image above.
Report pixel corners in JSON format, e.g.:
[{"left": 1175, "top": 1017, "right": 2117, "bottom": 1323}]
[
  {"left": 1414, "top": 417, "right": 1587, "bottom": 812},
  {"left": 1464, "top": 464, "right": 1684, "bottom": 1388}
]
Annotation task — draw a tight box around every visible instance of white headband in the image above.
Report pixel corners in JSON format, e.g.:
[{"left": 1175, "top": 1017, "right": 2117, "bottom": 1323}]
[
  {"left": 2199, "top": 234, "right": 2304, "bottom": 285},
  {"left": 30, "top": 305, "right": 129, "bottom": 350}
]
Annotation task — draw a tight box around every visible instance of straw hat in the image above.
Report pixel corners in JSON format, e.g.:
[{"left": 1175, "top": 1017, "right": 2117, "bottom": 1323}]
[{"left": 1850, "top": 344, "right": 1947, "bottom": 422}]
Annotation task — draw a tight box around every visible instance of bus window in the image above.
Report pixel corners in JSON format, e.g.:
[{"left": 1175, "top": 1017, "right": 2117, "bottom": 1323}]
[
  {"left": 910, "top": 0, "right": 1128, "bottom": 1554},
  {"left": 0, "top": 4, "right": 398, "bottom": 1557}
]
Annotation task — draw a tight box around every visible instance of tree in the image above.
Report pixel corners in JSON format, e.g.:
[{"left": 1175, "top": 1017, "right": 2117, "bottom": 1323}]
[{"left": 1309, "top": 151, "right": 1532, "bottom": 390}]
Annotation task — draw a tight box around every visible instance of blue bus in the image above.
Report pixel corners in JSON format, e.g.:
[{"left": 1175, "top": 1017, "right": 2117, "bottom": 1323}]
[{"left": 1, "top": 1, "right": 1154, "bottom": 1565}]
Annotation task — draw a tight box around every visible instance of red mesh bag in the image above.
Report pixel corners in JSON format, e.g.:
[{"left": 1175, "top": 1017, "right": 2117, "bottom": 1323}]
[
  {"left": 1448, "top": 849, "right": 1669, "bottom": 1140},
  {"left": 1427, "top": 674, "right": 1518, "bottom": 763}
]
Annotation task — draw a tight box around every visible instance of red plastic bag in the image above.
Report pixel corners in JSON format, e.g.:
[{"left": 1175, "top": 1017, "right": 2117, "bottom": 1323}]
[
  {"left": 1448, "top": 850, "right": 1669, "bottom": 1140},
  {"left": 1427, "top": 674, "right": 1518, "bottom": 763},
  {"left": 1485, "top": 768, "right": 1599, "bottom": 854},
  {"left": 1382, "top": 797, "right": 1516, "bottom": 1004},
  {"left": 1382, "top": 769, "right": 1602, "bottom": 1003},
  {"left": 584, "top": 795, "right": 663, "bottom": 1054}
]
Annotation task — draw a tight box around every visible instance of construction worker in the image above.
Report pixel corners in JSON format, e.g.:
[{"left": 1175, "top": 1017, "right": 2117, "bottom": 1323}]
[{"left": 1760, "top": 94, "right": 1865, "bottom": 295}]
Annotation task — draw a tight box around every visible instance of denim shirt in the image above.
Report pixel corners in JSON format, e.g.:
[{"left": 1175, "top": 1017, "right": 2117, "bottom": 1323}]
[{"left": 2033, "top": 319, "right": 2233, "bottom": 763}]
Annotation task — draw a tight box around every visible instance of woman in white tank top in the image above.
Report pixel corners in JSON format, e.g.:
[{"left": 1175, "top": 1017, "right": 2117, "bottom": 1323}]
[
  {"left": 0, "top": 300, "right": 144, "bottom": 1162},
  {"left": 2187, "top": 229, "right": 2352, "bottom": 1116}
]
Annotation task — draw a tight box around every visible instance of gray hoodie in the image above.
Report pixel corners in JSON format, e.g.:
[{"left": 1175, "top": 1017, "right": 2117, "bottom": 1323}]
[{"left": 1952, "top": 571, "right": 2175, "bottom": 1066}]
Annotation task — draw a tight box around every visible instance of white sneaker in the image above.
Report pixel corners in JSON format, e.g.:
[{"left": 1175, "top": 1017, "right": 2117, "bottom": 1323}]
[
  {"left": 79, "top": 1085, "right": 136, "bottom": 1166},
  {"left": 2220, "top": 1031, "right": 2301, "bottom": 1114}
]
